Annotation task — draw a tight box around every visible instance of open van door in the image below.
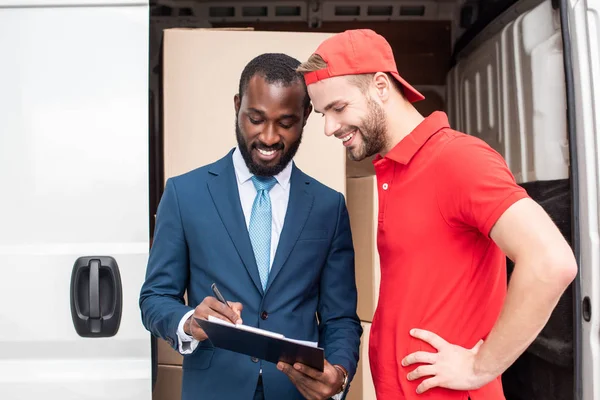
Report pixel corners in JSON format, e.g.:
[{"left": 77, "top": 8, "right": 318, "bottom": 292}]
[
  {"left": 561, "top": 0, "right": 600, "bottom": 399},
  {"left": 0, "top": 0, "right": 151, "bottom": 398}
]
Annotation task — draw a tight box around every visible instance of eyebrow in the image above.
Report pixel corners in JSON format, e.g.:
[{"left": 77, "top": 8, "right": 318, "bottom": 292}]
[{"left": 247, "top": 108, "right": 299, "bottom": 120}]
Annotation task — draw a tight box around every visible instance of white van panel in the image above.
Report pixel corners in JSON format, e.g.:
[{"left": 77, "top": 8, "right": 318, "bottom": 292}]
[
  {"left": 447, "top": 0, "right": 569, "bottom": 183},
  {"left": 0, "top": 3, "right": 151, "bottom": 399},
  {"left": 569, "top": 0, "right": 600, "bottom": 399}
]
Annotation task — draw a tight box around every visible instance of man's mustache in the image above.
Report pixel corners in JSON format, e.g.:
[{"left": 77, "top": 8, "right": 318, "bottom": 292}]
[{"left": 334, "top": 126, "right": 358, "bottom": 138}]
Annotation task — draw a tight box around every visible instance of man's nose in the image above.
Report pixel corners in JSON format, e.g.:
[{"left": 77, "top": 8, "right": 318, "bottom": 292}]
[
  {"left": 324, "top": 115, "right": 341, "bottom": 137},
  {"left": 259, "top": 124, "right": 280, "bottom": 146}
]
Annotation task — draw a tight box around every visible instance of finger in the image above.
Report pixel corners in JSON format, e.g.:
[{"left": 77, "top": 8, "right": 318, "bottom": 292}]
[
  {"left": 407, "top": 365, "right": 437, "bottom": 381},
  {"left": 471, "top": 339, "right": 484, "bottom": 352},
  {"left": 410, "top": 329, "right": 447, "bottom": 350},
  {"left": 417, "top": 376, "right": 442, "bottom": 394},
  {"left": 206, "top": 297, "right": 242, "bottom": 324},
  {"left": 227, "top": 301, "right": 244, "bottom": 323},
  {"left": 188, "top": 318, "right": 208, "bottom": 341},
  {"left": 402, "top": 351, "right": 438, "bottom": 367},
  {"left": 293, "top": 363, "right": 324, "bottom": 381},
  {"left": 278, "top": 362, "right": 323, "bottom": 399},
  {"left": 228, "top": 301, "right": 243, "bottom": 313},
  {"left": 279, "top": 361, "right": 310, "bottom": 381},
  {"left": 206, "top": 309, "right": 243, "bottom": 325}
]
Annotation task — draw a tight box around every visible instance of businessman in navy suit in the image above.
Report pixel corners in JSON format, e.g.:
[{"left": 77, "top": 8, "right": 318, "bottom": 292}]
[{"left": 139, "top": 53, "right": 362, "bottom": 400}]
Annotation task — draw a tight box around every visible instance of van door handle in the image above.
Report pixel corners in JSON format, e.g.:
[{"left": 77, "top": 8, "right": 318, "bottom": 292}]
[
  {"left": 88, "top": 259, "right": 101, "bottom": 333},
  {"left": 70, "top": 256, "right": 123, "bottom": 338}
]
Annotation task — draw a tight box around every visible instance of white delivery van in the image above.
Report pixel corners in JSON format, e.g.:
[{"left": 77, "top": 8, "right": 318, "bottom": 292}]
[{"left": 0, "top": 0, "right": 597, "bottom": 399}]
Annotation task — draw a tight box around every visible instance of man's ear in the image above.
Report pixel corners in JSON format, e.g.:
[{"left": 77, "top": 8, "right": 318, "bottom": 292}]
[
  {"left": 302, "top": 104, "right": 313, "bottom": 126},
  {"left": 234, "top": 94, "right": 241, "bottom": 114},
  {"left": 373, "top": 72, "right": 391, "bottom": 102}
]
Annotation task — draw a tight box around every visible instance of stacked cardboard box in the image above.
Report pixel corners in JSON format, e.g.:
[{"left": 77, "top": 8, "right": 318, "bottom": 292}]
[
  {"left": 153, "top": 362, "right": 183, "bottom": 400},
  {"left": 153, "top": 295, "right": 186, "bottom": 400},
  {"left": 346, "top": 322, "right": 376, "bottom": 400},
  {"left": 345, "top": 174, "right": 379, "bottom": 400}
]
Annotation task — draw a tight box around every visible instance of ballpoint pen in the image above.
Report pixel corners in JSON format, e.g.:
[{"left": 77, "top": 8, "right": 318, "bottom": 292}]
[
  {"left": 211, "top": 283, "right": 242, "bottom": 324},
  {"left": 211, "top": 283, "right": 233, "bottom": 310}
]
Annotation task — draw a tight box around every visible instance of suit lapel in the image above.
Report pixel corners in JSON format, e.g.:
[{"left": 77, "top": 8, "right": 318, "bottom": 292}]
[
  {"left": 266, "top": 165, "right": 314, "bottom": 292},
  {"left": 206, "top": 152, "right": 264, "bottom": 295}
]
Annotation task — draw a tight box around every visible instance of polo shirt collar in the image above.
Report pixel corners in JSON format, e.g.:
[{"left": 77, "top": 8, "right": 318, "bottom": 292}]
[{"left": 376, "top": 111, "right": 450, "bottom": 165}]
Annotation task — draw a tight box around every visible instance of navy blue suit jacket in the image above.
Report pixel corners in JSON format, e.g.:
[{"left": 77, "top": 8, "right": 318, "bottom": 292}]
[{"left": 140, "top": 150, "right": 362, "bottom": 399}]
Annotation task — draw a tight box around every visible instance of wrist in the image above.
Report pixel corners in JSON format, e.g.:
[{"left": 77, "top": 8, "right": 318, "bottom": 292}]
[
  {"left": 332, "top": 365, "right": 348, "bottom": 393},
  {"left": 471, "top": 353, "right": 496, "bottom": 388},
  {"left": 184, "top": 317, "right": 193, "bottom": 336}
]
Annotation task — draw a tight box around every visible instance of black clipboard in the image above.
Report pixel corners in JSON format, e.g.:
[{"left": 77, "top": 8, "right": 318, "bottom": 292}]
[{"left": 195, "top": 317, "right": 325, "bottom": 371}]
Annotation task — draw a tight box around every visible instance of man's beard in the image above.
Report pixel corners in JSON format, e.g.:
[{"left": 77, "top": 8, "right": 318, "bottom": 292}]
[
  {"left": 236, "top": 118, "right": 302, "bottom": 177},
  {"left": 347, "top": 97, "right": 388, "bottom": 162}
]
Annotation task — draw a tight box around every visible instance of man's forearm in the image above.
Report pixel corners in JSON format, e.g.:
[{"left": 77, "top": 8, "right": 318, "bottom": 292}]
[{"left": 473, "top": 257, "right": 575, "bottom": 382}]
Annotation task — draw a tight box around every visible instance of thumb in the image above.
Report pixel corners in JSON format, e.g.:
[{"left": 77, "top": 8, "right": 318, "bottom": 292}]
[
  {"left": 228, "top": 301, "right": 244, "bottom": 317},
  {"left": 471, "top": 339, "right": 484, "bottom": 353}
]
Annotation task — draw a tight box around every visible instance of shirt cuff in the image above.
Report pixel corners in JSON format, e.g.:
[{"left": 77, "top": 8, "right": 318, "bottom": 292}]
[
  {"left": 332, "top": 393, "right": 343, "bottom": 400},
  {"left": 176, "top": 309, "right": 199, "bottom": 354}
]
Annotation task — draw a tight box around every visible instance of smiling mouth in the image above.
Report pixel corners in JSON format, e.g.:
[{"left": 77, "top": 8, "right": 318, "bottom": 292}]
[
  {"left": 253, "top": 145, "right": 282, "bottom": 163},
  {"left": 337, "top": 129, "right": 357, "bottom": 146},
  {"left": 340, "top": 131, "right": 354, "bottom": 142},
  {"left": 257, "top": 148, "right": 277, "bottom": 156}
]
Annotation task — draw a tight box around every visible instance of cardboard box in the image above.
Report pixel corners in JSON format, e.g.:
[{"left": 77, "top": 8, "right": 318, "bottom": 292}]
[
  {"left": 153, "top": 365, "right": 183, "bottom": 400},
  {"left": 157, "top": 337, "right": 183, "bottom": 366},
  {"left": 346, "top": 155, "right": 376, "bottom": 178},
  {"left": 347, "top": 322, "right": 376, "bottom": 400},
  {"left": 346, "top": 176, "right": 380, "bottom": 323},
  {"left": 162, "top": 28, "right": 345, "bottom": 195},
  {"left": 156, "top": 293, "right": 188, "bottom": 365}
]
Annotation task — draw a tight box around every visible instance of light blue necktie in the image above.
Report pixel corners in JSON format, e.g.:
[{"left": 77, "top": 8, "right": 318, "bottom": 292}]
[{"left": 249, "top": 175, "right": 277, "bottom": 291}]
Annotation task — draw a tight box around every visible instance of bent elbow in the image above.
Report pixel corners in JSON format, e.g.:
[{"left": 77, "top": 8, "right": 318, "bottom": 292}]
[
  {"left": 560, "top": 257, "right": 578, "bottom": 286},
  {"left": 548, "top": 249, "right": 578, "bottom": 288}
]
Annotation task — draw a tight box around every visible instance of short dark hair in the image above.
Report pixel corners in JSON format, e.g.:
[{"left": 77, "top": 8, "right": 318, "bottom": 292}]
[{"left": 238, "top": 53, "right": 311, "bottom": 109}]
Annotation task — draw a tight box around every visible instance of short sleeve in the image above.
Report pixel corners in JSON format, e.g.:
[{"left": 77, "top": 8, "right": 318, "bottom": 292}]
[{"left": 435, "top": 135, "right": 530, "bottom": 236}]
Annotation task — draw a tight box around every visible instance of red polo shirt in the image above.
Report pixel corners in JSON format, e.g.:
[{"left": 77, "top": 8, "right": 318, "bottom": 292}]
[{"left": 368, "top": 111, "right": 529, "bottom": 400}]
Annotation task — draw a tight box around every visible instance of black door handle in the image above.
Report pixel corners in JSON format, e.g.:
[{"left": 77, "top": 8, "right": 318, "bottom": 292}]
[{"left": 70, "top": 256, "right": 122, "bottom": 338}]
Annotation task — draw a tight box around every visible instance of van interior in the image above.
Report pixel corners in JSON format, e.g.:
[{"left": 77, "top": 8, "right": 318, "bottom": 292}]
[{"left": 148, "top": 0, "right": 578, "bottom": 399}]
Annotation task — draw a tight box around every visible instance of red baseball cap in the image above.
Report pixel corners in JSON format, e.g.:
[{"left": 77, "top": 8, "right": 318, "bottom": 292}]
[{"left": 302, "top": 29, "right": 425, "bottom": 103}]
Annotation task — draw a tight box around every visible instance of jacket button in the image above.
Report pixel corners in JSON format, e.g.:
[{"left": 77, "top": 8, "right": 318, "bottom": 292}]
[
  {"left": 251, "top": 357, "right": 259, "bottom": 363},
  {"left": 260, "top": 311, "right": 268, "bottom": 320}
]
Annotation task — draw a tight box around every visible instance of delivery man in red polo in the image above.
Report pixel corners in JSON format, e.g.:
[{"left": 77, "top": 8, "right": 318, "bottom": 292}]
[{"left": 294, "top": 29, "right": 577, "bottom": 399}]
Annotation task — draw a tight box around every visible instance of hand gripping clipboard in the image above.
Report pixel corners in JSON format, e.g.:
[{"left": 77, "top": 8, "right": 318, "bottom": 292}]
[{"left": 195, "top": 317, "right": 325, "bottom": 372}]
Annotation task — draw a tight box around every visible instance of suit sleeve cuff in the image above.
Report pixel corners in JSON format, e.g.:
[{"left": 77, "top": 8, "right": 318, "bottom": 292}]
[
  {"left": 327, "top": 355, "right": 354, "bottom": 381},
  {"left": 176, "top": 309, "right": 199, "bottom": 354}
]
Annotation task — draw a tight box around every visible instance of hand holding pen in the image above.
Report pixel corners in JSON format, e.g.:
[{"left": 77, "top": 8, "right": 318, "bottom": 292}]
[{"left": 184, "top": 283, "right": 244, "bottom": 341}]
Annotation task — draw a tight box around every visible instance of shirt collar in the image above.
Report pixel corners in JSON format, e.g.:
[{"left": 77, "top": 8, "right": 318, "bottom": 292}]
[
  {"left": 375, "top": 111, "right": 450, "bottom": 165},
  {"left": 232, "top": 146, "right": 292, "bottom": 190}
]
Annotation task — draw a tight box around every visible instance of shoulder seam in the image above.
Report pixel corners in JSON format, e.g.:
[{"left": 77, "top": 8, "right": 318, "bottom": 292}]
[{"left": 433, "top": 134, "right": 464, "bottom": 230}]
